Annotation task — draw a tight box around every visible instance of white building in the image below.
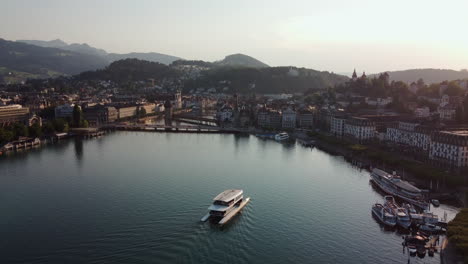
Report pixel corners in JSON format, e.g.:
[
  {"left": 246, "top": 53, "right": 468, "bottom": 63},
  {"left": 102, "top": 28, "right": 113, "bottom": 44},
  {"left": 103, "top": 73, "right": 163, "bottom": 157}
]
[
  {"left": 365, "top": 97, "right": 393, "bottom": 107},
  {"left": 330, "top": 115, "right": 346, "bottom": 137},
  {"left": 344, "top": 117, "right": 376, "bottom": 142},
  {"left": 385, "top": 121, "right": 433, "bottom": 152},
  {"left": 55, "top": 103, "right": 76, "bottom": 119},
  {"left": 282, "top": 108, "right": 297, "bottom": 129},
  {"left": 438, "top": 104, "right": 457, "bottom": 120},
  {"left": 429, "top": 130, "right": 468, "bottom": 167},
  {"left": 414, "top": 107, "right": 430, "bottom": 118},
  {"left": 217, "top": 106, "right": 233, "bottom": 122}
]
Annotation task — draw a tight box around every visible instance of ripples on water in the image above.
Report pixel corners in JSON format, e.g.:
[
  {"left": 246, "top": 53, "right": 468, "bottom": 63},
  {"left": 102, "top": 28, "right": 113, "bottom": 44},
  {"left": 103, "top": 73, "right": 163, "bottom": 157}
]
[{"left": 0, "top": 132, "right": 459, "bottom": 264}]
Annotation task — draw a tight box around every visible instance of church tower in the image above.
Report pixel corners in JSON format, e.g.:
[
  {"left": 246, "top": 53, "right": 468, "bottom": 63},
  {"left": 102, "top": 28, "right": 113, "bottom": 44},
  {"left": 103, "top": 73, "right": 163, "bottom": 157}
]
[{"left": 352, "top": 69, "right": 358, "bottom": 81}]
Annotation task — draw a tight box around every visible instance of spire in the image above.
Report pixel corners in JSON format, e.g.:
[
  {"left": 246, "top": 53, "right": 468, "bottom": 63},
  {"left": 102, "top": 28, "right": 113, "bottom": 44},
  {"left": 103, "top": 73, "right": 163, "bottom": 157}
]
[
  {"left": 361, "top": 71, "right": 367, "bottom": 79},
  {"left": 352, "top": 69, "right": 357, "bottom": 79}
]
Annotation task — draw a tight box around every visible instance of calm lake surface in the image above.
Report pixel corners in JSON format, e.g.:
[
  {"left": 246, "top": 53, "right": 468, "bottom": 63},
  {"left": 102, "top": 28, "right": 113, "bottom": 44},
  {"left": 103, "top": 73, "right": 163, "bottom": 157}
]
[{"left": 0, "top": 132, "right": 459, "bottom": 264}]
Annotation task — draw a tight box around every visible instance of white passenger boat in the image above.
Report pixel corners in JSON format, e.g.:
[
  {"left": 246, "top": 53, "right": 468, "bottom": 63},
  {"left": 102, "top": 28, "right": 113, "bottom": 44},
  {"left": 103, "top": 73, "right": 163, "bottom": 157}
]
[
  {"left": 370, "top": 168, "right": 429, "bottom": 210},
  {"left": 371, "top": 203, "right": 397, "bottom": 227},
  {"left": 201, "top": 189, "right": 250, "bottom": 225},
  {"left": 274, "top": 132, "right": 289, "bottom": 141},
  {"left": 384, "top": 196, "right": 411, "bottom": 229}
]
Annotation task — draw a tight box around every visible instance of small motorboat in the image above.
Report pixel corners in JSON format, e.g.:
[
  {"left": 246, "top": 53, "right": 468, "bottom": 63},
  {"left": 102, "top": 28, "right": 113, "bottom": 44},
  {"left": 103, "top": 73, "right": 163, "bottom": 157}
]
[
  {"left": 372, "top": 203, "right": 397, "bottom": 227},
  {"left": 431, "top": 199, "right": 440, "bottom": 207},
  {"left": 419, "top": 223, "right": 442, "bottom": 233}
]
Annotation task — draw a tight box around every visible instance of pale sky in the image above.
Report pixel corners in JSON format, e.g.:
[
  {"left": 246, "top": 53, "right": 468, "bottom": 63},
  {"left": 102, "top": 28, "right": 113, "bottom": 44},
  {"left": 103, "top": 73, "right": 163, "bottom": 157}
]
[{"left": 2, "top": 0, "right": 468, "bottom": 73}]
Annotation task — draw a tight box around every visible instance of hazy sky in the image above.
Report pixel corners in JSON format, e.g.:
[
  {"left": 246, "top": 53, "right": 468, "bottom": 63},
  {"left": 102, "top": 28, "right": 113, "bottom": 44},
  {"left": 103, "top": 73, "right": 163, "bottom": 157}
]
[{"left": 2, "top": 0, "right": 468, "bottom": 73}]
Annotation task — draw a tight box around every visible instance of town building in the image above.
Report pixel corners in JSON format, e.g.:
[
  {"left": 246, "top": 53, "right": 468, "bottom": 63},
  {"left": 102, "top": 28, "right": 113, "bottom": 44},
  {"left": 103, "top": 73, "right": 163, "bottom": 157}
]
[
  {"left": 0, "top": 104, "right": 32, "bottom": 127},
  {"left": 330, "top": 115, "right": 347, "bottom": 137},
  {"left": 83, "top": 105, "right": 117, "bottom": 126},
  {"left": 343, "top": 117, "right": 376, "bottom": 142},
  {"left": 55, "top": 103, "right": 76, "bottom": 119},
  {"left": 282, "top": 108, "right": 297, "bottom": 129},
  {"left": 116, "top": 105, "right": 137, "bottom": 119},
  {"left": 438, "top": 104, "right": 457, "bottom": 121},
  {"left": 414, "top": 107, "right": 430, "bottom": 118},
  {"left": 217, "top": 106, "right": 233, "bottom": 122},
  {"left": 385, "top": 121, "right": 434, "bottom": 152},
  {"left": 298, "top": 110, "right": 314, "bottom": 129},
  {"left": 429, "top": 130, "right": 468, "bottom": 167},
  {"left": 257, "top": 109, "right": 281, "bottom": 129}
]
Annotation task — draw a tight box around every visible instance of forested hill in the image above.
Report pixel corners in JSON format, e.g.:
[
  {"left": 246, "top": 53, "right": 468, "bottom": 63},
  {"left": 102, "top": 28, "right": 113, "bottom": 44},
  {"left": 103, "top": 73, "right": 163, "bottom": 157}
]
[
  {"left": 373, "top": 69, "right": 468, "bottom": 84},
  {"left": 0, "top": 38, "right": 108, "bottom": 79},
  {"left": 76, "top": 59, "right": 348, "bottom": 93},
  {"left": 77, "top": 59, "right": 178, "bottom": 83},
  {"left": 183, "top": 66, "right": 348, "bottom": 93},
  {"left": 214, "top": 54, "right": 269, "bottom": 68}
]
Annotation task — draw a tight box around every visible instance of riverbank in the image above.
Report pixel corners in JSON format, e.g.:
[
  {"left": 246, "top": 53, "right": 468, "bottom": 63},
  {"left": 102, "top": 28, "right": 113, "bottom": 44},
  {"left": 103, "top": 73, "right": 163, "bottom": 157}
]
[{"left": 295, "top": 131, "right": 467, "bottom": 207}]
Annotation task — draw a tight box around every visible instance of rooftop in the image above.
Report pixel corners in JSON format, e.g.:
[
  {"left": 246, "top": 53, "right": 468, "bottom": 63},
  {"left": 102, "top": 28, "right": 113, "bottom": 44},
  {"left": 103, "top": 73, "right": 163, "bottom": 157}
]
[
  {"left": 213, "top": 189, "right": 243, "bottom": 202},
  {"left": 440, "top": 130, "right": 468, "bottom": 136}
]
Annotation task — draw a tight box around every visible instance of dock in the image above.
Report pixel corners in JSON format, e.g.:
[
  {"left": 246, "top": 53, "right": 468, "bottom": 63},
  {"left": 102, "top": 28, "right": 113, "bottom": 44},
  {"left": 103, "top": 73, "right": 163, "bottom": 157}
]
[{"left": 218, "top": 197, "right": 250, "bottom": 225}]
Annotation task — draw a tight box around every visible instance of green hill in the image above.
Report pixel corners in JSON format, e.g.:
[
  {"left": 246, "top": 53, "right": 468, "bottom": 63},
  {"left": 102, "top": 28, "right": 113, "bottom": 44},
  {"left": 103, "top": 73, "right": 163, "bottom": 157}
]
[{"left": 214, "top": 54, "right": 269, "bottom": 68}]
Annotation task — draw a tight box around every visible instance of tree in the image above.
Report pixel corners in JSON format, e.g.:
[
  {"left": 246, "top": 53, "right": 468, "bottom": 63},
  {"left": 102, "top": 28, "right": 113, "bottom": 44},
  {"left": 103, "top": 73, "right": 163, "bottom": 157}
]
[
  {"left": 80, "top": 120, "right": 89, "bottom": 128},
  {"left": 140, "top": 107, "right": 147, "bottom": 117},
  {"left": 42, "top": 122, "right": 55, "bottom": 135},
  {"left": 456, "top": 106, "right": 464, "bottom": 124},
  {"left": 28, "top": 123, "right": 43, "bottom": 138},
  {"left": 0, "top": 128, "right": 14, "bottom": 144},
  {"left": 445, "top": 81, "right": 464, "bottom": 96},
  {"left": 11, "top": 123, "right": 28, "bottom": 139},
  {"left": 53, "top": 119, "right": 69, "bottom": 132},
  {"left": 72, "top": 105, "right": 83, "bottom": 127},
  {"left": 417, "top": 78, "right": 425, "bottom": 88}
]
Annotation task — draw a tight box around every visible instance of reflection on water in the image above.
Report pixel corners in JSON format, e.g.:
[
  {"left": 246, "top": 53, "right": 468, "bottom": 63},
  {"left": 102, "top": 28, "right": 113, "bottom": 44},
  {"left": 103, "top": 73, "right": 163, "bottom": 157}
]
[
  {"left": 0, "top": 132, "right": 458, "bottom": 264},
  {"left": 74, "top": 138, "right": 83, "bottom": 162}
]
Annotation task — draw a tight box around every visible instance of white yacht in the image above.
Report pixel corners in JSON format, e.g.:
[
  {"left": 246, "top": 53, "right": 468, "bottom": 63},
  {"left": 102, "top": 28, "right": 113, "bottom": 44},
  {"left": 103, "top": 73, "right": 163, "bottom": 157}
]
[
  {"left": 201, "top": 189, "right": 250, "bottom": 225},
  {"left": 274, "top": 132, "right": 289, "bottom": 141},
  {"left": 372, "top": 203, "right": 397, "bottom": 227}
]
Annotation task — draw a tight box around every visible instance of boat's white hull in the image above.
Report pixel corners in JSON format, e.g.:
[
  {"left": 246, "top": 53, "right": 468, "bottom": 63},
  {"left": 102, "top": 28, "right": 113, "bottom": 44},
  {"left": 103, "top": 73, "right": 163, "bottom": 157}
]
[
  {"left": 219, "top": 197, "right": 250, "bottom": 225},
  {"left": 370, "top": 177, "right": 428, "bottom": 210},
  {"left": 202, "top": 197, "right": 250, "bottom": 224}
]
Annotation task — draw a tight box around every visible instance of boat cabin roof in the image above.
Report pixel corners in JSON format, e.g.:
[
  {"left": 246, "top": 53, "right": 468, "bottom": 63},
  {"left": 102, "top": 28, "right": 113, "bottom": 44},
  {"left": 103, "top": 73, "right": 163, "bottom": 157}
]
[{"left": 213, "top": 189, "right": 243, "bottom": 202}]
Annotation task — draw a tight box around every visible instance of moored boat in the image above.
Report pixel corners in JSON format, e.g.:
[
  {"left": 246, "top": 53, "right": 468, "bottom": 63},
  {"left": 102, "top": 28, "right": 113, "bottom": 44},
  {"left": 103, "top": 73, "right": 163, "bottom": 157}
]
[
  {"left": 201, "top": 189, "right": 250, "bottom": 225},
  {"left": 419, "top": 223, "right": 442, "bottom": 233},
  {"left": 431, "top": 199, "right": 440, "bottom": 207},
  {"left": 274, "top": 132, "right": 289, "bottom": 141},
  {"left": 372, "top": 203, "right": 397, "bottom": 227},
  {"left": 384, "top": 196, "right": 411, "bottom": 229},
  {"left": 370, "top": 168, "right": 429, "bottom": 210}
]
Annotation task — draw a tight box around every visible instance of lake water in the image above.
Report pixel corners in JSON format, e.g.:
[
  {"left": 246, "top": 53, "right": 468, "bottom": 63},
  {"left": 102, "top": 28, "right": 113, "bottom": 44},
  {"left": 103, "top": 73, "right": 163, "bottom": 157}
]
[{"left": 0, "top": 132, "right": 459, "bottom": 263}]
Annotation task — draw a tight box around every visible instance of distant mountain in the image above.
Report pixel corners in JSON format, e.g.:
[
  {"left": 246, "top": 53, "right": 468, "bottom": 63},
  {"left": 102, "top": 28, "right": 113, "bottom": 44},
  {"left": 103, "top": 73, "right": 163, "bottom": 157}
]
[
  {"left": 0, "top": 38, "right": 108, "bottom": 80},
  {"left": 18, "top": 39, "right": 107, "bottom": 57},
  {"left": 373, "top": 69, "right": 468, "bottom": 84},
  {"left": 107, "top": 52, "right": 181, "bottom": 66},
  {"left": 18, "top": 39, "right": 182, "bottom": 65},
  {"left": 214, "top": 54, "right": 269, "bottom": 68}
]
